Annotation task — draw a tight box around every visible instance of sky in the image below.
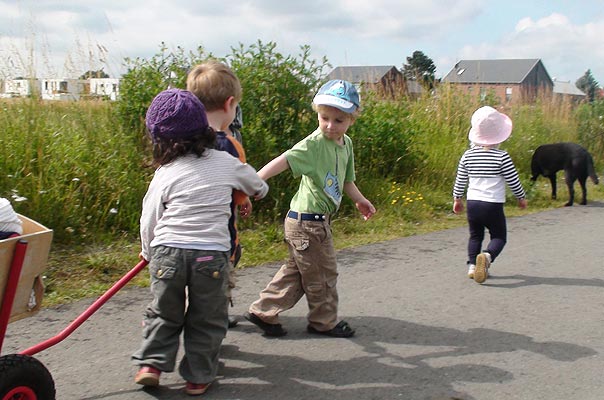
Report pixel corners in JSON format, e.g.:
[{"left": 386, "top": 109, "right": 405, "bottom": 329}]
[{"left": 1, "top": 0, "right": 604, "bottom": 85}]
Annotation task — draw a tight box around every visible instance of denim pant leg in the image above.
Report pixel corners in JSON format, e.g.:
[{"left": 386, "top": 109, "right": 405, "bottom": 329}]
[
  {"left": 178, "top": 250, "right": 229, "bottom": 384},
  {"left": 132, "top": 246, "right": 187, "bottom": 372}
]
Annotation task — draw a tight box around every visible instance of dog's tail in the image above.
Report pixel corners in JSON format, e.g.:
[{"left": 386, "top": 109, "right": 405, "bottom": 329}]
[{"left": 587, "top": 152, "right": 599, "bottom": 184}]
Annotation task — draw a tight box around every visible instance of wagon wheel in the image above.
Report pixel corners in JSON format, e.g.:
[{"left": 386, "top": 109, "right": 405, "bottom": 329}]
[{"left": 0, "top": 354, "right": 55, "bottom": 400}]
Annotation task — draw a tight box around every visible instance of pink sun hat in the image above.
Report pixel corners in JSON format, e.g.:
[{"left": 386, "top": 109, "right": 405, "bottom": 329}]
[{"left": 468, "top": 106, "right": 513, "bottom": 146}]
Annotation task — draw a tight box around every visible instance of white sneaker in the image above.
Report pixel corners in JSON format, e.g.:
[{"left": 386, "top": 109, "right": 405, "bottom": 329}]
[
  {"left": 474, "top": 252, "right": 491, "bottom": 283},
  {"left": 467, "top": 264, "right": 476, "bottom": 279}
]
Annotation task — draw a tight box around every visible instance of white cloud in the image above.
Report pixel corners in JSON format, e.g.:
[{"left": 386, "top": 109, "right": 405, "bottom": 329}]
[
  {"left": 0, "top": 1, "right": 603, "bottom": 84},
  {"left": 458, "top": 13, "right": 604, "bottom": 81}
]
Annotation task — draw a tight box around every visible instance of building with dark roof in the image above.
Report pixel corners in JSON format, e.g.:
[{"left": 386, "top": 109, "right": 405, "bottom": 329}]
[
  {"left": 442, "top": 59, "right": 553, "bottom": 103},
  {"left": 326, "top": 65, "right": 408, "bottom": 98}
]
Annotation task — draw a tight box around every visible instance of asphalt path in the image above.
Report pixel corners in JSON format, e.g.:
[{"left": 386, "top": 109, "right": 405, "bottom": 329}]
[{"left": 4, "top": 204, "right": 604, "bottom": 400}]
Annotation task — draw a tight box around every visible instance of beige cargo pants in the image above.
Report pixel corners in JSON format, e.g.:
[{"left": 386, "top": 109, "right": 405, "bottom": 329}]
[{"left": 248, "top": 215, "right": 339, "bottom": 331}]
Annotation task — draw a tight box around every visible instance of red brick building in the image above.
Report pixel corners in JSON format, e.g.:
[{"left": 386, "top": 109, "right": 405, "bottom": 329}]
[{"left": 442, "top": 59, "right": 553, "bottom": 103}]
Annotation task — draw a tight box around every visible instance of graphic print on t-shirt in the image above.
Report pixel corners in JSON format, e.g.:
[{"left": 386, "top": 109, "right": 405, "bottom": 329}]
[{"left": 323, "top": 171, "right": 342, "bottom": 207}]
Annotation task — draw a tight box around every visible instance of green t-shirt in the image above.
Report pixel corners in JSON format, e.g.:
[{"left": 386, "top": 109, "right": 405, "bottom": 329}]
[{"left": 285, "top": 128, "right": 356, "bottom": 214}]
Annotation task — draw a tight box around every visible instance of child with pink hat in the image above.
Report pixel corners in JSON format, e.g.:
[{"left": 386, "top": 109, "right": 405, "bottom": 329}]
[{"left": 452, "top": 106, "right": 527, "bottom": 283}]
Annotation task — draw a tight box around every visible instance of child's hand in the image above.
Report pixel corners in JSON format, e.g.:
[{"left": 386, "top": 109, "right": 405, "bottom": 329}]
[
  {"left": 240, "top": 198, "right": 253, "bottom": 218},
  {"left": 138, "top": 252, "right": 148, "bottom": 262},
  {"left": 453, "top": 198, "right": 464, "bottom": 214},
  {"left": 518, "top": 198, "right": 528, "bottom": 209},
  {"left": 356, "top": 199, "right": 376, "bottom": 220}
]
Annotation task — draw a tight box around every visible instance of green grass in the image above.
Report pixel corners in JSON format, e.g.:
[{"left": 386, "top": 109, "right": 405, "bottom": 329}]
[
  {"left": 42, "top": 180, "right": 603, "bottom": 306},
  {"left": 4, "top": 43, "right": 603, "bottom": 309}
]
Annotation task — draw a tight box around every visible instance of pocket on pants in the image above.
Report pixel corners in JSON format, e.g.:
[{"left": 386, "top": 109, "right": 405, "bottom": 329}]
[
  {"left": 288, "top": 237, "right": 310, "bottom": 251},
  {"left": 149, "top": 249, "right": 178, "bottom": 280},
  {"left": 286, "top": 230, "right": 310, "bottom": 251},
  {"left": 194, "top": 254, "right": 228, "bottom": 279}
]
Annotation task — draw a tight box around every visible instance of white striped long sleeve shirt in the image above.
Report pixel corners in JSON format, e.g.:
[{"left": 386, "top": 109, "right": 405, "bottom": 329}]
[
  {"left": 140, "top": 150, "right": 269, "bottom": 261},
  {"left": 453, "top": 147, "right": 525, "bottom": 203}
]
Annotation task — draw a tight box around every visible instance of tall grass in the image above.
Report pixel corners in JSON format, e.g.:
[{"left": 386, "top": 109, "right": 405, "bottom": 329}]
[
  {"left": 0, "top": 98, "right": 149, "bottom": 242},
  {"left": 3, "top": 38, "right": 604, "bottom": 306},
  {"left": 1, "top": 89, "right": 601, "bottom": 245},
  {"left": 3, "top": 87, "right": 603, "bottom": 305}
]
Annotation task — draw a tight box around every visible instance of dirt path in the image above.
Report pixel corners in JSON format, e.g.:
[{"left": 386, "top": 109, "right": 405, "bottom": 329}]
[{"left": 4, "top": 204, "right": 604, "bottom": 399}]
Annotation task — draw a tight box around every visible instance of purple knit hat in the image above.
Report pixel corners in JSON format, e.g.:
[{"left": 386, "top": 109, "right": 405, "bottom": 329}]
[{"left": 146, "top": 88, "right": 209, "bottom": 141}]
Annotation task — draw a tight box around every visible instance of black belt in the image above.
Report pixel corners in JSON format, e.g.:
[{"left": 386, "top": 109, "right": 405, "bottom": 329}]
[{"left": 287, "top": 210, "right": 328, "bottom": 221}]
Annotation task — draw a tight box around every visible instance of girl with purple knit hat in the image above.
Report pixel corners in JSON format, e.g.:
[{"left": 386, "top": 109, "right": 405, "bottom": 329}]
[{"left": 132, "top": 88, "right": 268, "bottom": 395}]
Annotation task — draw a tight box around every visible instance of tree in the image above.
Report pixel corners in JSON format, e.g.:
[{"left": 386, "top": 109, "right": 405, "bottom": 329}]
[
  {"left": 79, "top": 69, "right": 110, "bottom": 79},
  {"left": 402, "top": 50, "right": 436, "bottom": 87},
  {"left": 576, "top": 69, "right": 599, "bottom": 102}
]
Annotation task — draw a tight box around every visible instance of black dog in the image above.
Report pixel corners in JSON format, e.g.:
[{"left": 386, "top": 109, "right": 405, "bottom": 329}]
[{"left": 530, "top": 142, "right": 599, "bottom": 206}]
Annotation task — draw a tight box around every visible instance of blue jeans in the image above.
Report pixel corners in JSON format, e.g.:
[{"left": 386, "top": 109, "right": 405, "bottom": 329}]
[
  {"left": 466, "top": 200, "right": 507, "bottom": 265},
  {"left": 132, "top": 246, "right": 229, "bottom": 384}
]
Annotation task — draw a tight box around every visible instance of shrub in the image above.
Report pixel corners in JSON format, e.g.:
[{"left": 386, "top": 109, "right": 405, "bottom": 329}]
[
  {"left": 115, "top": 43, "right": 209, "bottom": 136},
  {"left": 1, "top": 42, "right": 600, "bottom": 245}
]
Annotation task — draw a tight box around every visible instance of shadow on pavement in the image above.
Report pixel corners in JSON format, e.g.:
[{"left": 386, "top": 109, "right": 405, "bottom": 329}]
[
  {"left": 482, "top": 274, "right": 604, "bottom": 289},
  {"left": 211, "top": 316, "right": 595, "bottom": 400}
]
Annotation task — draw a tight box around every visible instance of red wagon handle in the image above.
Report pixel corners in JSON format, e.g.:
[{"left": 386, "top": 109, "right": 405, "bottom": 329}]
[
  {"left": 20, "top": 259, "right": 149, "bottom": 356},
  {"left": 0, "top": 240, "right": 29, "bottom": 353}
]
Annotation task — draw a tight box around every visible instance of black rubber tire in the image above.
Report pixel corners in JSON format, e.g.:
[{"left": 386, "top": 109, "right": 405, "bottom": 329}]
[{"left": 0, "top": 354, "right": 55, "bottom": 400}]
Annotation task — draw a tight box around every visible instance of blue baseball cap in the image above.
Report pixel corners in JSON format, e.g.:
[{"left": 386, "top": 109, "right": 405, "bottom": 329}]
[{"left": 313, "top": 80, "right": 360, "bottom": 113}]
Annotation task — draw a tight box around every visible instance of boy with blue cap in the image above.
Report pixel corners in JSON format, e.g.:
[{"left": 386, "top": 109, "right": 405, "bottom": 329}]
[{"left": 245, "top": 80, "right": 376, "bottom": 338}]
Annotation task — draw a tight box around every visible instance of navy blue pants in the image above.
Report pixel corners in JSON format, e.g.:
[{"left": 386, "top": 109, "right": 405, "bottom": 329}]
[{"left": 466, "top": 200, "right": 507, "bottom": 265}]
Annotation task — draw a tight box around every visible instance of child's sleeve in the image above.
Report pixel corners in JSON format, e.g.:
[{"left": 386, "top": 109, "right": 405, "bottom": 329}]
[
  {"left": 232, "top": 160, "right": 269, "bottom": 200},
  {"left": 285, "top": 138, "right": 314, "bottom": 178},
  {"left": 139, "top": 177, "right": 164, "bottom": 261},
  {"left": 344, "top": 137, "right": 356, "bottom": 182},
  {"left": 452, "top": 154, "right": 468, "bottom": 198},
  {"left": 501, "top": 153, "right": 526, "bottom": 199}
]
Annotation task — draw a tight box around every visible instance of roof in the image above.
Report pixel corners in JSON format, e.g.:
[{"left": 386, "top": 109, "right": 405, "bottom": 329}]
[
  {"left": 553, "top": 79, "right": 586, "bottom": 96},
  {"left": 327, "top": 66, "right": 401, "bottom": 84},
  {"left": 442, "top": 59, "right": 548, "bottom": 84}
]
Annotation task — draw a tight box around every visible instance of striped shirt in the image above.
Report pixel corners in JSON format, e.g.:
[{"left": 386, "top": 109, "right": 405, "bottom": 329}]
[
  {"left": 139, "top": 150, "right": 269, "bottom": 261},
  {"left": 453, "top": 146, "right": 525, "bottom": 203}
]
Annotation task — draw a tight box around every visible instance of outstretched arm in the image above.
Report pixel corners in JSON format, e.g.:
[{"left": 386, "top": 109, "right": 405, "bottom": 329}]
[
  {"left": 344, "top": 182, "right": 376, "bottom": 220},
  {"left": 258, "top": 153, "right": 290, "bottom": 181}
]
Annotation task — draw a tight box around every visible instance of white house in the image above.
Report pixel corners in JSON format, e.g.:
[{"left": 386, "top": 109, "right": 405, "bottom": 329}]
[
  {"left": 0, "top": 77, "right": 120, "bottom": 101},
  {"left": 40, "top": 79, "right": 86, "bottom": 101},
  {"left": 2, "top": 78, "right": 42, "bottom": 98},
  {"left": 88, "top": 78, "right": 120, "bottom": 100}
]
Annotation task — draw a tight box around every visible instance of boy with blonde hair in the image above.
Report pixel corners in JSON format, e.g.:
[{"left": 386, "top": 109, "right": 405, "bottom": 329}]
[
  {"left": 186, "top": 60, "right": 251, "bottom": 327},
  {"left": 245, "top": 80, "right": 376, "bottom": 338},
  {"left": 133, "top": 88, "right": 268, "bottom": 395}
]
